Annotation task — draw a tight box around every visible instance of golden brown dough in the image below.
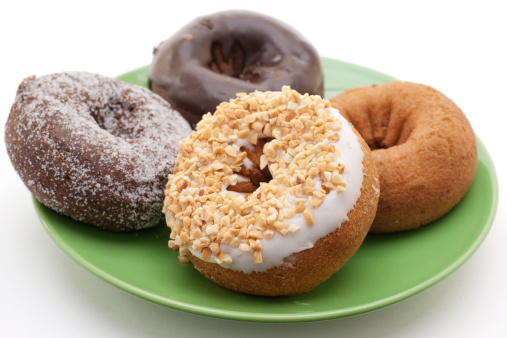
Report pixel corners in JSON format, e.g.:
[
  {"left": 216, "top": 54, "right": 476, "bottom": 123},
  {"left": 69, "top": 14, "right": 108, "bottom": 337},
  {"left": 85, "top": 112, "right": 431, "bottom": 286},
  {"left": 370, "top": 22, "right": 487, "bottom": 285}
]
[
  {"left": 164, "top": 87, "right": 379, "bottom": 296},
  {"left": 330, "top": 82, "right": 477, "bottom": 233},
  {"left": 188, "top": 127, "right": 379, "bottom": 296}
]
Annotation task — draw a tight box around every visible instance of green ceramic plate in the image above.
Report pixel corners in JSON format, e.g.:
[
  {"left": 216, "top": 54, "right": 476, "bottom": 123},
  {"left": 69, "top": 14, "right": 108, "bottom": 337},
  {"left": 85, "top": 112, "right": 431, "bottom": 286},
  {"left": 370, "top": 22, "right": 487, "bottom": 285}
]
[{"left": 34, "top": 57, "right": 498, "bottom": 322}]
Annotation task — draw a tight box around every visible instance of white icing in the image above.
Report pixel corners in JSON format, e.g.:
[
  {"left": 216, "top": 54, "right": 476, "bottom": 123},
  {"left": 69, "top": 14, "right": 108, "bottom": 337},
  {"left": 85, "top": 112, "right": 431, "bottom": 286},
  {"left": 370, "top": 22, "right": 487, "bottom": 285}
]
[
  {"left": 189, "top": 108, "right": 364, "bottom": 273},
  {"left": 243, "top": 156, "right": 253, "bottom": 169},
  {"left": 235, "top": 137, "right": 254, "bottom": 150}
]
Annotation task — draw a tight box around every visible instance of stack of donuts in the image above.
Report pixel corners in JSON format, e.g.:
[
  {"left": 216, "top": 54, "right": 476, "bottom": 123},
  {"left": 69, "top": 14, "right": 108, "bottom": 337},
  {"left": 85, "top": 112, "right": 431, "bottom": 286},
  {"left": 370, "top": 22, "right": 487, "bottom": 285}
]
[{"left": 5, "top": 10, "right": 476, "bottom": 296}]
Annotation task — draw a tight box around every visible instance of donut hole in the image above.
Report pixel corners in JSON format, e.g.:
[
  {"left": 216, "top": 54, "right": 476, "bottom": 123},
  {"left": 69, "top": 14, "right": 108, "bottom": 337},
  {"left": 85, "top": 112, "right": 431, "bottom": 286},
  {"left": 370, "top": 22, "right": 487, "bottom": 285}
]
[
  {"left": 89, "top": 94, "right": 144, "bottom": 139},
  {"left": 209, "top": 41, "right": 283, "bottom": 84},
  {"left": 368, "top": 130, "right": 390, "bottom": 150},
  {"left": 209, "top": 41, "right": 246, "bottom": 79},
  {"left": 342, "top": 101, "right": 414, "bottom": 151},
  {"left": 226, "top": 138, "right": 273, "bottom": 194}
]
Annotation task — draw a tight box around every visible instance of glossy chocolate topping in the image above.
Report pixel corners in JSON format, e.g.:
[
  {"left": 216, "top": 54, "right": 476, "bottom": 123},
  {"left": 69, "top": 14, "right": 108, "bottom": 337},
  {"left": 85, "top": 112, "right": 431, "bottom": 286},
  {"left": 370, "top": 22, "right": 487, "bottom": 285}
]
[{"left": 148, "top": 10, "right": 324, "bottom": 126}]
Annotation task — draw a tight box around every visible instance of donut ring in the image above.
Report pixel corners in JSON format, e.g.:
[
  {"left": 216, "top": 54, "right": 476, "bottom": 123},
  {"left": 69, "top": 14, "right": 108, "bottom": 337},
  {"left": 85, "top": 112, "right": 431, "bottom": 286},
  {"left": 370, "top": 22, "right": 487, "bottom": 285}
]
[
  {"left": 163, "top": 87, "right": 379, "bottom": 296},
  {"left": 5, "top": 72, "right": 192, "bottom": 231},
  {"left": 149, "top": 10, "right": 324, "bottom": 126},
  {"left": 330, "top": 82, "right": 477, "bottom": 233}
]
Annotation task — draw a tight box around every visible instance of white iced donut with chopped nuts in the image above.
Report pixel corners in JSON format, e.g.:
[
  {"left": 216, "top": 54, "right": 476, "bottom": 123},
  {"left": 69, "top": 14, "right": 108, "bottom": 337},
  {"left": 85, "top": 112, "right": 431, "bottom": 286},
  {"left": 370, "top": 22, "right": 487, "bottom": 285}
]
[{"left": 163, "top": 86, "right": 379, "bottom": 296}]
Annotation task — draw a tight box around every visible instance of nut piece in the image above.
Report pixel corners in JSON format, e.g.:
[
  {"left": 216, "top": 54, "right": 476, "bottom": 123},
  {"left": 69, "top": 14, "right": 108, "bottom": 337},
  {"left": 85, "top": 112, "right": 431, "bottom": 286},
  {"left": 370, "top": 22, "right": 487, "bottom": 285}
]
[{"left": 303, "top": 209, "right": 315, "bottom": 226}]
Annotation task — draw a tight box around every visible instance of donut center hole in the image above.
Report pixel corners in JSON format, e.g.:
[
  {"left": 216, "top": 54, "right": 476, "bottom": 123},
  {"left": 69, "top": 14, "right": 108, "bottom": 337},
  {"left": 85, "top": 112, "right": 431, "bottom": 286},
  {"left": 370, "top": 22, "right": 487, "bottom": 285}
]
[
  {"left": 370, "top": 136, "right": 388, "bottom": 150},
  {"left": 226, "top": 138, "right": 274, "bottom": 194},
  {"left": 210, "top": 41, "right": 250, "bottom": 80},
  {"left": 210, "top": 41, "right": 281, "bottom": 83},
  {"left": 90, "top": 96, "right": 142, "bottom": 139},
  {"left": 351, "top": 103, "right": 411, "bottom": 150}
]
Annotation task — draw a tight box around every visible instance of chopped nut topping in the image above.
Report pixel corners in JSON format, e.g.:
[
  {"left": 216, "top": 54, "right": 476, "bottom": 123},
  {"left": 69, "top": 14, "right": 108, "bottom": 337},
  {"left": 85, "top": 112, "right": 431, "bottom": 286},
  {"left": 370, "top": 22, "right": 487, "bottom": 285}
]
[
  {"left": 303, "top": 209, "right": 315, "bottom": 226},
  {"left": 163, "top": 86, "right": 348, "bottom": 265}
]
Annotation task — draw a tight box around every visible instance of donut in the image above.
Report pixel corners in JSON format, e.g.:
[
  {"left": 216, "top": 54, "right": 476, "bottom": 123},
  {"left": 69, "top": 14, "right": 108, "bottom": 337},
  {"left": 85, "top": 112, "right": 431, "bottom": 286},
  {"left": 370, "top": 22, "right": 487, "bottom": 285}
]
[
  {"left": 149, "top": 10, "right": 324, "bottom": 126},
  {"left": 329, "top": 82, "right": 477, "bottom": 233},
  {"left": 5, "top": 72, "right": 192, "bottom": 231},
  {"left": 163, "top": 87, "right": 379, "bottom": 296}
]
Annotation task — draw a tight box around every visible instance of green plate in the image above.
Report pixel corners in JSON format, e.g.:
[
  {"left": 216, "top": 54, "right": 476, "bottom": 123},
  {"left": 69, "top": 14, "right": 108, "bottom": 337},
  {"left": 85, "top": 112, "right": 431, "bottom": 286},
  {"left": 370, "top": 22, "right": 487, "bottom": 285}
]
[{"left": 34, "top": 57, "right": 498, "bottom": 322}]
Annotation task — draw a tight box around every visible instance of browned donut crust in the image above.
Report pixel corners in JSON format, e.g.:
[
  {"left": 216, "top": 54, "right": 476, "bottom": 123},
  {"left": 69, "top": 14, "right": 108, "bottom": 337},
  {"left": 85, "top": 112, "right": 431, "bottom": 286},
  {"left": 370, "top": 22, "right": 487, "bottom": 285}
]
[
  {"left": 5, "top": 72, "right": 191, "bottom": 231},
  {"left": 330, "top": 82, "right": 477, "bottom": 233},
  {"left": 188, "top": 127, "right": 379, "bottom": 296}
]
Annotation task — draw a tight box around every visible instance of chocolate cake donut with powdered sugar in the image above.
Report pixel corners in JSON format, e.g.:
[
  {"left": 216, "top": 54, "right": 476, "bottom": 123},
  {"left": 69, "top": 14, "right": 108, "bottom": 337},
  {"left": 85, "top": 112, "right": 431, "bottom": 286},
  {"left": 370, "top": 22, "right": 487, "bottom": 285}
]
[{"left": 5, "top": 72, "right": 191, "bottom": 231}]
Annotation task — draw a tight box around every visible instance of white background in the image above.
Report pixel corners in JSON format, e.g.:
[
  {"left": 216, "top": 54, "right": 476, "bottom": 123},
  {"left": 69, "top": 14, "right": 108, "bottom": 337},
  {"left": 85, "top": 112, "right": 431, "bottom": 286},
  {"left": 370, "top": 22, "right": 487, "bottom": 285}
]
[{"left": 1, "top": 1, "right": 505, "bottom": 337}]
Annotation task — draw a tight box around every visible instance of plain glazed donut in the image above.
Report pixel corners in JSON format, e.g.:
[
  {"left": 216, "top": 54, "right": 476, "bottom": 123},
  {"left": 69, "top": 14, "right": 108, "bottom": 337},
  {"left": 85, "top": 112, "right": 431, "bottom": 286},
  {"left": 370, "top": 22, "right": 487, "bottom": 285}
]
[
  {"left": 330, "top": 82, "right": 477, "bottom": 233},
  {"left": 5, "top": 72, "right": 192, "bottom": 231},
  {"left": 163, "top": 87, "right": 379, "bottom": 296},
  {"left": 149, "top": 10, "right": 324, "bottom": 126}
]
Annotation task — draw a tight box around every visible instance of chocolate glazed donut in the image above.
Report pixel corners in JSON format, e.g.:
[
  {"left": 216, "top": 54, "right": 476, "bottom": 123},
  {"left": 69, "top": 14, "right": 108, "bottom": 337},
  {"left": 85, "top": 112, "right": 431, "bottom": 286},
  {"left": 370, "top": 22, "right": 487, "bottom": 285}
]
[{"left": 149, "top": 10, "right": 324, "bottom": 126}]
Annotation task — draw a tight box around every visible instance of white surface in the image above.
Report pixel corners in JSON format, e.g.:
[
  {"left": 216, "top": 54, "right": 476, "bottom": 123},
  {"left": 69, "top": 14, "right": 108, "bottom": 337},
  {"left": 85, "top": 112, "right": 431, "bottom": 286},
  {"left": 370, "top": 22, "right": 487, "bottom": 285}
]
[{"left": 1, "top": 1, "right": 505, "bottom": 337}]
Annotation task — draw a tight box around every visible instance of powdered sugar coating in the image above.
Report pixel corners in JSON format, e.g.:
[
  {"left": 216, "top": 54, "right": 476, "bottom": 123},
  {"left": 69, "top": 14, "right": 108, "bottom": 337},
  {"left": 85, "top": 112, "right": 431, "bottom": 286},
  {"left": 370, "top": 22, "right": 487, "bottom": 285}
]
[{"left": 5, "top": 72, "right": 191, "bottom": 231}]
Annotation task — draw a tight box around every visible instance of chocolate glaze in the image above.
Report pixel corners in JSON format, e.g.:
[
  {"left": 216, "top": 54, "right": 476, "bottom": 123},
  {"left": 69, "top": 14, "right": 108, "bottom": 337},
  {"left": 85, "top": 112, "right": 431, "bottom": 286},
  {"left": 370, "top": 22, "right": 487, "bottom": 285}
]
[{"left": 149, "top": 10, "right": 324, "bottom": 126}]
